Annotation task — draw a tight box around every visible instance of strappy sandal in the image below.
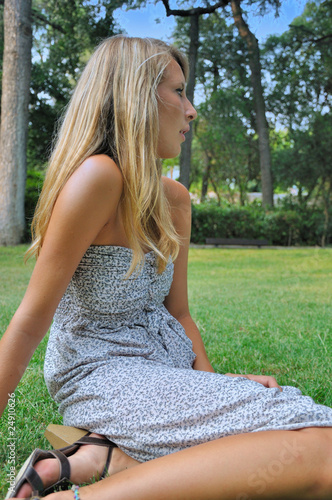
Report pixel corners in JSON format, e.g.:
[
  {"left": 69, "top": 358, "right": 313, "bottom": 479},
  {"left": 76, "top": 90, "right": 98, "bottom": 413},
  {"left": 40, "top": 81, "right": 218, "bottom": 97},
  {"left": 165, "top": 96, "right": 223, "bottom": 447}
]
[{"left": 5, "top": 435, "right": 117, "bottom": 499}]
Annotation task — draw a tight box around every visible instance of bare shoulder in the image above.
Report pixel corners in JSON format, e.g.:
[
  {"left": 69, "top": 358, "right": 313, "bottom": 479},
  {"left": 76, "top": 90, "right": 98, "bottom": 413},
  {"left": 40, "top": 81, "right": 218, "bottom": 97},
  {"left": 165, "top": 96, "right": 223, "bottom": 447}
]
[
  {"left": 162, "top": 176, "right": 191, "bottom": 210},
  {"left": 70, "top": 154, "right": 123, "bottom": 192},
  {"left": 50, "top": 154, "right": 124, "bottom": 244},
  {"left": 59, "top": 154, "right": 123, "bottom": 213},
  {"left": 162, "top": 177, "right": 191, "bottom": 239}
]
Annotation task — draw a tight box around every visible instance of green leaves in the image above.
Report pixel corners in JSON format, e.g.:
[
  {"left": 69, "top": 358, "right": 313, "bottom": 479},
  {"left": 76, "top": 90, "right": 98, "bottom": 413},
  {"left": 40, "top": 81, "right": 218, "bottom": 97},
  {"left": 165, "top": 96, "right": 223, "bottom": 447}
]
[
  {"left": 191, "top": 200, "right": 331, "bottom": 246},
  {"left": 263, "top": 0, "right": 332, "bottom": 128},
  {"left": 26, "top": 0, "right": 124, "bottom": 170}
]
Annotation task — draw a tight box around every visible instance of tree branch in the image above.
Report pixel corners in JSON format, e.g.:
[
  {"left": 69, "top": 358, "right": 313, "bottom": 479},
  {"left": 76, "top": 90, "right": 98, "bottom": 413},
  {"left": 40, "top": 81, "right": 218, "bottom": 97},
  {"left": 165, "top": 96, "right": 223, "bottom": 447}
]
[
  {"left": 0, "top": 0, "right": 65, "bottom": 32},
  {"left": 161, "top": 0, "right": 230, "bottom": 17},
  {"left": 31, "top": 8, "right": 65, "bottom": 33},
  {"left": 289, "top": 25, "right": 332, "bottom": 45}
]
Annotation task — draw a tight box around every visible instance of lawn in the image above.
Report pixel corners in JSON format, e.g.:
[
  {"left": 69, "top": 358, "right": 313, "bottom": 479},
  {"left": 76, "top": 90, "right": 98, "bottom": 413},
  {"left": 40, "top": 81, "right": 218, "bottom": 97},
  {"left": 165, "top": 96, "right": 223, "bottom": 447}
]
[{"left": 0, "top": 245, "right": 331, "bottom": 495}]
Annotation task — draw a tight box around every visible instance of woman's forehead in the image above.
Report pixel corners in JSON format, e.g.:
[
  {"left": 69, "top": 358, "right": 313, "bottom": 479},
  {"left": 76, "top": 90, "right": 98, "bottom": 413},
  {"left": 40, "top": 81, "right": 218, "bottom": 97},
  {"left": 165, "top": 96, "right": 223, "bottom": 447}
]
[{"left": 162, "top": 59, "right": 186, "bottom": 85}]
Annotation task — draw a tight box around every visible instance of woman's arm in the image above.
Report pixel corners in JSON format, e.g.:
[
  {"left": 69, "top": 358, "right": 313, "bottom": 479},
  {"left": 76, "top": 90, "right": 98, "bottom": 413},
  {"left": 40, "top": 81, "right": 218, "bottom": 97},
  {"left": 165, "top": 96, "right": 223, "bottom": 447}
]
[
  {"left": 0, "top": 155, "right": 123, "bottom": 417},
  {"left": 162, "top": 179, "right": 281, "bottom": 388},
  {"left": 163, "top": 178, "right": 214, "bottom": 373}
]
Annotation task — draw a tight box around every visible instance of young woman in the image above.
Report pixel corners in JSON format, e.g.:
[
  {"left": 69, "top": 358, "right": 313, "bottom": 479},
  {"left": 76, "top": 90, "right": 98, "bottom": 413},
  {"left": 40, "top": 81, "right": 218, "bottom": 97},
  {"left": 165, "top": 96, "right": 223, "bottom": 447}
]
[{"left": 1, "top": 36, "right": 332, "bottom": 500}]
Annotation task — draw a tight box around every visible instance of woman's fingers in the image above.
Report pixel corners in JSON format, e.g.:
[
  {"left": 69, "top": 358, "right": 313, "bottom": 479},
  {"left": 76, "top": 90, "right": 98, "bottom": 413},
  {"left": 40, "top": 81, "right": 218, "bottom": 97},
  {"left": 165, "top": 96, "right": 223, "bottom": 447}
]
[{"left": 225, "top": 373, "right": 283, "bottom": 391}]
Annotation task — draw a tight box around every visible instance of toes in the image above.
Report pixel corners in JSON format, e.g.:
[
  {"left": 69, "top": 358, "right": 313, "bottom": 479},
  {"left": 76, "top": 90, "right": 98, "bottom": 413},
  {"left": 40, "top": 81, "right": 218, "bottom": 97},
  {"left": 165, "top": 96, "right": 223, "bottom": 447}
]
[
  {"left": 16, "top": 482, "right": 32, "bottom": 499},
  {"left": 34, "top": 457, "right": 60, "bottom": 489},
  {"left": 15, "top": 458, "right": 60, "bottom": 499}
]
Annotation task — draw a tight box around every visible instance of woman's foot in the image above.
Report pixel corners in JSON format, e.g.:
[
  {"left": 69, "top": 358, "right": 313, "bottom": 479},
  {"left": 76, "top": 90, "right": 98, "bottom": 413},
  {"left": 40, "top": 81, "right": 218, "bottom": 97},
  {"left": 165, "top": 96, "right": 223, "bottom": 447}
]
[{"left": 17, "top": 433, "right": 139, "bottom": 498}]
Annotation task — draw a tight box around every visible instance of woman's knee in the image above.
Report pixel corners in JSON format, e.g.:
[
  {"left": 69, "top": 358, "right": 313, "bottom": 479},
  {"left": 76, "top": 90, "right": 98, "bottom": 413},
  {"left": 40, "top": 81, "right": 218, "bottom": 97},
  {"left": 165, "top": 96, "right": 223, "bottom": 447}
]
[{"left": 297, "top": 427, "right": 332, "bottom": 497}]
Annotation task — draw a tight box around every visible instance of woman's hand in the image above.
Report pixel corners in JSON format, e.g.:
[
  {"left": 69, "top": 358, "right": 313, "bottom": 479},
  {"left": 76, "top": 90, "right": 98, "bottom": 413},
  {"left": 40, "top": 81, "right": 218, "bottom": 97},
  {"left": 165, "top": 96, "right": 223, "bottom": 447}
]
[{"left": 225, "top": 373, "right": 282, "bottom": 391}]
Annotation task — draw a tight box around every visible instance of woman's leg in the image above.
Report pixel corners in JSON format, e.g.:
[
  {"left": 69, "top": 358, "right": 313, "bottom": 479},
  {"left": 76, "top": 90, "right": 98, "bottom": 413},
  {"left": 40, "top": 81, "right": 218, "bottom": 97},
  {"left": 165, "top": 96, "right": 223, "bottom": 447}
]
[{"left": 43, "top": 427, "right": 332, "bottom": 500}]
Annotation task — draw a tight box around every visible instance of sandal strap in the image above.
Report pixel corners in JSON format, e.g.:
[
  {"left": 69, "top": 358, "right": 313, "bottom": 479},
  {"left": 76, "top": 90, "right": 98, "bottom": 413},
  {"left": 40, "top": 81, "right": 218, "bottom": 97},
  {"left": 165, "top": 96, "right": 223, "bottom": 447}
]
[
  {"left": 49, "top": 449, "right": 71, "bottom": 480},
  {"left": 100, "top": 445, "right": 115, "bottom": 479},
  {"left": 74, "top": 436, "right": 117, "bottom": 448},
  {"left": 23, "top": 465, "right": 44, "bottom": 494},
  {"left": 41, "top": 449, "right": 72, "bottom": 496}
]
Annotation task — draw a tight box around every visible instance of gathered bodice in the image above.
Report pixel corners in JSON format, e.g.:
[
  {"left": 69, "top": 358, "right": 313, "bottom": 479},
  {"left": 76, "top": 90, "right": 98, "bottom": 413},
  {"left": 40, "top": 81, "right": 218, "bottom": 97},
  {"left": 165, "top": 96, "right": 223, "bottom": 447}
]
[{"left": 57, "top": 245, "right": 173, "bottom": 321}]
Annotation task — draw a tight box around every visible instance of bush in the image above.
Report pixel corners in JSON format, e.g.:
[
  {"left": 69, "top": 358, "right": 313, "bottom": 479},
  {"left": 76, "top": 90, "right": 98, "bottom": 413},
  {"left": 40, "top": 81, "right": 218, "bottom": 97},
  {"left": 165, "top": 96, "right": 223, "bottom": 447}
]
[
  {"left": 23, "top": 172, "right": 331, "bottom": 247},
  {"left": 191, "top": 201, "right": 331, "bottom": 246},
  {"left": 24, "top": 169, "right": 44, "bottom": 242}
]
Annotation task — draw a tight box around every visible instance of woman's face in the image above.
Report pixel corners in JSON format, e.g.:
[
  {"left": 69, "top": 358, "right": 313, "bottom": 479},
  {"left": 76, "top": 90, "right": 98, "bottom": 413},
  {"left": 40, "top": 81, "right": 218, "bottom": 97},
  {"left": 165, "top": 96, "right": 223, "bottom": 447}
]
[{"left": 157, "top": 59, "right": 197, "bottom": 159}]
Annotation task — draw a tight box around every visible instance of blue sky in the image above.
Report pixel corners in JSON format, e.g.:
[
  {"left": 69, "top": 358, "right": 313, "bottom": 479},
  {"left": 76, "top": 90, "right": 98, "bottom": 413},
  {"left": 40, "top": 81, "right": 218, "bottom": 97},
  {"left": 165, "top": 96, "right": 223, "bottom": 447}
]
[{"left": 113, "top": 0, "right": 308, "bottom": 43}]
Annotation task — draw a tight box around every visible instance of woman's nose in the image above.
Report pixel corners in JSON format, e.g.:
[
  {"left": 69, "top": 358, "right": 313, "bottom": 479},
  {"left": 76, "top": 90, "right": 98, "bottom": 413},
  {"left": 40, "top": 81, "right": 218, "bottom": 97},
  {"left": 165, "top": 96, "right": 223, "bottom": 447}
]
[{"left": 186, "top": 99, "right": 197, "bottom": 121}]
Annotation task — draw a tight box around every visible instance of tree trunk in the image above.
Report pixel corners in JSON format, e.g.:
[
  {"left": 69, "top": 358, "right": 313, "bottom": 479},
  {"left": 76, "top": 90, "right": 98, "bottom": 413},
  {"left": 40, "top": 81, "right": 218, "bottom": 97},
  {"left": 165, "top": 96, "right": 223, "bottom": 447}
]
[
  {"left": 210, "top": 176, "right": 222, "bottom": 205},
  {"left": 201, "top": 151, "right": 212, "bottom": 202},
  {"left": 231, "top": 0, "right": 274, "bottom": 207},
  {"left": 321, "top": 177, "right": 331, "bottom": 247},
  {"left": 179, "top": 13, "right": 199, "bottom": 189},
  {"left": 161, "top": 0, "right": 230, "bottom": 189},
  {"left": 0, "top": 0, "right": 32, "bottom": 245},
  {"left": 238, "top": 176, "right": 247, "bottom": 206}
]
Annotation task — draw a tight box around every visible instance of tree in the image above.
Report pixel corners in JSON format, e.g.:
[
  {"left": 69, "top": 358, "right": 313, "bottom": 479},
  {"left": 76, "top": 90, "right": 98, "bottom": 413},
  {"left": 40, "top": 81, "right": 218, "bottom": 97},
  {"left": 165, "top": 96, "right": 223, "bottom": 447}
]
[
  {"left": 179, "top": 12, "right": 199, "bottom": 189},
  {"left": 195, "top": 87, "right": 259, "bottom": 205},
  {"left": 0, "top": 0, "right": 123, "bottom": 243},
  {"left": 271, "top": 112, "right": 332, "bottom": 245},
  {"left": 230, "top": 0, "right": 274, "bottom": 206},
  {"left": 0, "top": 0, "right": 32, "bottom": 245},
  {"left": 174, "top": 11, "right": 261, "bottom": 201},
  {"left": 0, "top": 1, "right": 4, "bottom": 108},
  {"left": 161, "top": 0, "right": 229, "bottom": 189},
  {"left": 28, "top": 0, "right": 123, "bottom": 171},
  {"left": 264, "top": 0, "right": 332, "bottom": 240},
  {"left": 161, "top": 0, "right": 278, "bottom": 205},
  {"left": 263, "top": 0, "right": 332, "bottom": 129}
]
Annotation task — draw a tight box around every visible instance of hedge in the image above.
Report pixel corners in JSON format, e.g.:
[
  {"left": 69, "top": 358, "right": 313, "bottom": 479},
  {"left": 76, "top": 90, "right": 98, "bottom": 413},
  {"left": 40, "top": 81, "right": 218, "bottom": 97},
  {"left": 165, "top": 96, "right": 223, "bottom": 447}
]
[
  {"left": 24, "top": 170, "right": 331, "bottom": 247},
  {"left": 191, "top": 202, "right": 331, "bottom": 246},
  {"left": 24, "top": 170, "right": 44, "bottom": 241}
]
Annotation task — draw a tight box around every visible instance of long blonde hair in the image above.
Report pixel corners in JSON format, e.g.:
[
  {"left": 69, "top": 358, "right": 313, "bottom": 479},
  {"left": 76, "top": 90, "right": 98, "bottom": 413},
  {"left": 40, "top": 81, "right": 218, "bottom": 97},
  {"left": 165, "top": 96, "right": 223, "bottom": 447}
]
[{"left": 27, "top": 36, "right": 189, "bottom": 274}]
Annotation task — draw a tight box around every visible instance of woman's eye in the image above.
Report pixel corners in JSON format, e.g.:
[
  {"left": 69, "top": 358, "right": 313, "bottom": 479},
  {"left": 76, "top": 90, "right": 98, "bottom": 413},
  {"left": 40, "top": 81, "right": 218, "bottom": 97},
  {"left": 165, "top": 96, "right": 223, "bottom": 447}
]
[{"left": 176, "top": 88, "right": 184, "bottom": 96}]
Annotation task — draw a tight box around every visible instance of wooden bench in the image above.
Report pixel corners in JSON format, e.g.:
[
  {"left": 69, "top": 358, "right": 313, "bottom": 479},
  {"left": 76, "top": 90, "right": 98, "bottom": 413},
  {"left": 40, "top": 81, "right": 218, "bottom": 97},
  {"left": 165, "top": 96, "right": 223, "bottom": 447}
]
[{"left": 205, "top": 238, "right": 269, "bottom": 248}]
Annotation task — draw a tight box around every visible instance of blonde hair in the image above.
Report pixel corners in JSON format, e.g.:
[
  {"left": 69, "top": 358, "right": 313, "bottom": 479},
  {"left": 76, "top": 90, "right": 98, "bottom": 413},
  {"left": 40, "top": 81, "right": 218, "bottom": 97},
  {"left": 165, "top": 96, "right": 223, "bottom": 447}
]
[{"left": 27, "top": 36, "right": 189, "bottom": 274}]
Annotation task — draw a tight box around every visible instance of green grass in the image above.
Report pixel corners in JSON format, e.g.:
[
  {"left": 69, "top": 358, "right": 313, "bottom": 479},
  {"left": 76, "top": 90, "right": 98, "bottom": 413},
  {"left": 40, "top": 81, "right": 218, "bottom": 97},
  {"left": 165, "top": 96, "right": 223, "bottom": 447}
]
[
  {"left": 0, "top": 246, "right": 62, "bottom": 494},
  {"left": 188, "top": 248, "right": 332, "bottom": 404},
  {"left": 0, "top": 246, "right": 331, "bottom": 495}
]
